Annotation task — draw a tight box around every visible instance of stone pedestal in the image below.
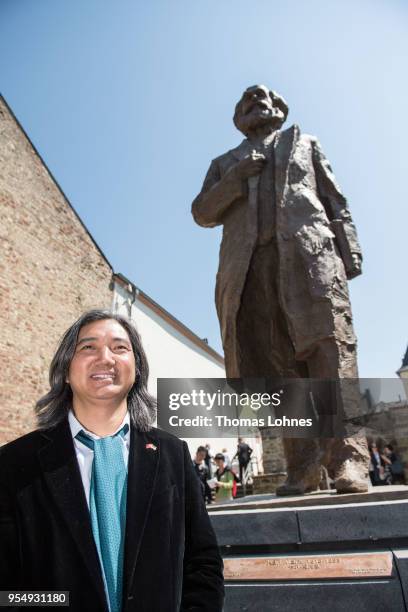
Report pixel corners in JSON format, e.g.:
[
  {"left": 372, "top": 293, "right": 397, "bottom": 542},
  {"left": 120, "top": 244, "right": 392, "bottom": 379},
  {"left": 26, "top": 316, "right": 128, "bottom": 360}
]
[
  {"left": 259, "top": 426, "right": 286, "bottom": 473},
  {"left": 255, "top": 427, "right": 287, "bottom": 493},
  {"left": 252, "top": 472, "right": 287, "bottom": 494},
  {"left": 209, "top": 486, "right": 408, "bottom": 611}
]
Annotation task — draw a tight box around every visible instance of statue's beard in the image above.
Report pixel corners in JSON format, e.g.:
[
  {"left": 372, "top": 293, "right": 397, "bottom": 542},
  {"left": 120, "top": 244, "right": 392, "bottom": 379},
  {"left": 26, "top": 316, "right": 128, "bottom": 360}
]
[{"left": 236, "top": 109, "right": 275, "bottom": 136}]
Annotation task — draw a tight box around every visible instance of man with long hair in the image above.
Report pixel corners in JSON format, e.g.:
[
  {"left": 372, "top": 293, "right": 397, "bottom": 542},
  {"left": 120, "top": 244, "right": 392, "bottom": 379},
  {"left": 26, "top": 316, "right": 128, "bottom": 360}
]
[{"left": 0, "top": 310, "right": 224, "bottom": 611}]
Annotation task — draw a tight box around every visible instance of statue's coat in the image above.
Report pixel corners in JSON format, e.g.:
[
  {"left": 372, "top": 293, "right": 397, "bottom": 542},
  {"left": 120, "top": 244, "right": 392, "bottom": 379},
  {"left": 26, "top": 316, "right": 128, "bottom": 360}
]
[{"left": 192, "top": 125, "right": 362, "bottom": 377}]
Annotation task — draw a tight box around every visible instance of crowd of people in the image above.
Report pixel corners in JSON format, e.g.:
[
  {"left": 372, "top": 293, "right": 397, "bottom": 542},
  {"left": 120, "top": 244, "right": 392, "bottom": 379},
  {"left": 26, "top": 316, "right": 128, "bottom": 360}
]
[
  {"left": 192, "top": 439, "right": 253, "bottom": 504},
  {"left": 193, "top": 439, "right": 406, "bottom": 500}
]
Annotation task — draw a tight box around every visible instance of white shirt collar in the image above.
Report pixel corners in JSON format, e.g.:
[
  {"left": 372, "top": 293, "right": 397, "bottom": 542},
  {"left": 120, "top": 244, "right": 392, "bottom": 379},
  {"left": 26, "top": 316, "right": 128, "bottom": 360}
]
[{"left": 68, "top": 409, "right": 130, "bottom": 440}]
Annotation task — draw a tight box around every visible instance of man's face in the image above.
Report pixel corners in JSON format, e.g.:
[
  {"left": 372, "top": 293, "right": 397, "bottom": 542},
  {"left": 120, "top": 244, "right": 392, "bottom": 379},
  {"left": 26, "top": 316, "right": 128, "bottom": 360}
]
[
  {"left": 196, "top": 451, "right": 206, "bottom": 463},
  {"left": 234, "top": 84, "right": 285, "bottom": 136},
  {"left": 241, "top": 85, "right": 273, "bottom": 121},
  {"left": 215, "top": 458, "right": 224, "bottom": 470},
  {"left": 68, "top": 319, "right": 136, "bottom": 406}
]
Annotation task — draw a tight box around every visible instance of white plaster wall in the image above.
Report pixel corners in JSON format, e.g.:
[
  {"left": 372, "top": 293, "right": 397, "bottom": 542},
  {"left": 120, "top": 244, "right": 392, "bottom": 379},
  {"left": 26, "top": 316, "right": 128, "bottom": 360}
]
[{"left": 113, "top": 282, "right": 224, "bottom": 385}]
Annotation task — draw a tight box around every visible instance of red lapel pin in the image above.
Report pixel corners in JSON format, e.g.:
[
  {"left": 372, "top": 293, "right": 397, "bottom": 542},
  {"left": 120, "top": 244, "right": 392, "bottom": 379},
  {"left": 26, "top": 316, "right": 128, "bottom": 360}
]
[{"left": 145, "top": 443, "right": 157, "bottom": 451}]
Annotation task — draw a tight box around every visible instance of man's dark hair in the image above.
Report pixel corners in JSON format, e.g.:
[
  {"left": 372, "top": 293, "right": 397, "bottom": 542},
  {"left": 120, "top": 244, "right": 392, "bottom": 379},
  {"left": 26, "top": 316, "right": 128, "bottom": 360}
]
[
  {"left": 35, "top": 309, "right": 157, "bottom": 431},
  {"left": 196, "top": 446, "right": 207, "bottom": 454},
  {"left": 214, "top": 453, "right": 225, "bottom": 461}
]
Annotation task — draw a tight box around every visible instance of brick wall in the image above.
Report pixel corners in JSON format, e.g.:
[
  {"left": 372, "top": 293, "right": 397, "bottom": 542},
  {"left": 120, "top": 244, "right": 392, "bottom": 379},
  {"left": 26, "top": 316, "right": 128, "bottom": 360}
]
[{"left": 0, "top": 97, "right": 113, "bottom": 443}]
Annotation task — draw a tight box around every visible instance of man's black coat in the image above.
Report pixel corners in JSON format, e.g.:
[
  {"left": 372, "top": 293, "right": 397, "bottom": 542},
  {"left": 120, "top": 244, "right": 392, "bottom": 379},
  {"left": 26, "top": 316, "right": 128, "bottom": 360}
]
[{"left": 0, "top": 419, "right": 224, "bottom": 611}]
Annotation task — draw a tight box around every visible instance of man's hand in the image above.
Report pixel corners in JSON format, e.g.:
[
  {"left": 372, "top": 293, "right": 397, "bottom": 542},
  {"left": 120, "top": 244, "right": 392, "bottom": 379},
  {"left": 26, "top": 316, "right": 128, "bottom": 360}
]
[{"left": 234, "top": 152, "right": 266, "bottom": 179}]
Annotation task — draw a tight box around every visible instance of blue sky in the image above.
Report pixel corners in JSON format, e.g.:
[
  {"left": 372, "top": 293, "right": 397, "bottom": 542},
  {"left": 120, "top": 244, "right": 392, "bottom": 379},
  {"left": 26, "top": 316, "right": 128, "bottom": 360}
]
[{"left": 1, "top": 0, "right": 407, "bottom": 379}]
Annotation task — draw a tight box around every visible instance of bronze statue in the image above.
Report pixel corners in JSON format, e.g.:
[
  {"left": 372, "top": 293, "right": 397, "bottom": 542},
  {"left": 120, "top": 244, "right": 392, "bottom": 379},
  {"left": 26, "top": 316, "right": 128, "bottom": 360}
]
[{"left": 192, "top": 85, "right": 369, "bottom": 495}]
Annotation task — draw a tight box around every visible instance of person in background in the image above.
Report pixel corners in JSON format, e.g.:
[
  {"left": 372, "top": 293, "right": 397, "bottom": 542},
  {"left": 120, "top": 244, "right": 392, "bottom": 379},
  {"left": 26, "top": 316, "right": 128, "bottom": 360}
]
[
  {"left": 222, "top": 447, "right": 231, "bottom": 469},
  {"left": 234, "top": 437, "right": 253, "bottom": 484},
  {"left": 369, "top": 443, "right": 385, "bottom": 486},
  {"left": 383, "top": 444, "right": 405, "bottom": 485},
  {"left": 193, "top": 446, "right": 213, "bottom": 503},
  {"left": 214, "top": 453, "right": 234, "bottom": 504},
  {"left": 381, "top": 448, "right": 393, "bottom": 485},
  {"left": 204, "top": 443, "right": 214, "bottom": 477}
]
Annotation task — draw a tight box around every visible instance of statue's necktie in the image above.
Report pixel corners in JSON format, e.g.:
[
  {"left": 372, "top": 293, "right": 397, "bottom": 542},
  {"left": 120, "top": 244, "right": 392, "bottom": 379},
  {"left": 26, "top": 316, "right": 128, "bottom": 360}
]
[{"left": 76, "top": 424, "right": 129, "bottom": 612}]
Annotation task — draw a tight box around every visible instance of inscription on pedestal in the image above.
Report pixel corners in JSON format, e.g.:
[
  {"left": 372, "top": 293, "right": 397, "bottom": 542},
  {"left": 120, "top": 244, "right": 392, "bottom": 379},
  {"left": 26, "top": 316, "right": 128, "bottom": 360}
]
[{"left": 224, "top": 552, "right": 393, "bottom": 581}]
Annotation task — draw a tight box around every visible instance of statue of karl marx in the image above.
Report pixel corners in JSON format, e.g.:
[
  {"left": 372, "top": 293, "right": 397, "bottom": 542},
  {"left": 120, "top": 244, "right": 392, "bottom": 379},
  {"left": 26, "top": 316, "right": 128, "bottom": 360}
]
[{"left": 192, "top": 85, "right": 369, "bottom": 495}]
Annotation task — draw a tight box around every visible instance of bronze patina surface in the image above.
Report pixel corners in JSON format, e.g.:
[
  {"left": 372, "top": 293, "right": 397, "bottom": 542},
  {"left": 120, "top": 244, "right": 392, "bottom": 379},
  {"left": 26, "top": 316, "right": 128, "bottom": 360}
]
[
  {"left": 224, "top": 552, "right": 393, "bottom": 581},
  {"left": 192, "top": 85, "right": 370, "bottom": 495}
]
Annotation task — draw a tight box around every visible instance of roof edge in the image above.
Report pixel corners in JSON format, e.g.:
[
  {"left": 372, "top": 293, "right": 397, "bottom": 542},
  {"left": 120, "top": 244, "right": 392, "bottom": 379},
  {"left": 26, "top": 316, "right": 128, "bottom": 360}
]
[
  {"left": 0, "top": 93, "right": 113, "bottom": 271},
  {"left": 401, "top": 344, "right": 408, "bottom": 369},
  {"left": 113, "top": 273, "right": 224, "bottom": 366}
]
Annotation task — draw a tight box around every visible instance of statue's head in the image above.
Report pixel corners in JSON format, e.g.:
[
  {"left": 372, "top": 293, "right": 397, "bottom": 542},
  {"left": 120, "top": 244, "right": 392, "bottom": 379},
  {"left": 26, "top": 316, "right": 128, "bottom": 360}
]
[{"left": 233, "top": 85, "right": 289, "bottom": 136}]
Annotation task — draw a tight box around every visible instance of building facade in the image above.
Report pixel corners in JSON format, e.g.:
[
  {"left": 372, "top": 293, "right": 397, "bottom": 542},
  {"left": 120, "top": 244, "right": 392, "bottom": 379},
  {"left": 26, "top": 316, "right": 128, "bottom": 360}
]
[
  {"left": 0, "top": 97, "right": 228, "bottom": 450},
  {"left": 0, "top": 97, "right": 113, "bottom": 442}
]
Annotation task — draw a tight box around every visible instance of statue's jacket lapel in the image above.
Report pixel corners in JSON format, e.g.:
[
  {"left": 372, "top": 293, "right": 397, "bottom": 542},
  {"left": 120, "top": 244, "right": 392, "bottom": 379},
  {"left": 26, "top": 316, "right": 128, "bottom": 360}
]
[{"left": 214, "top": 126, "right": 299, "bottom": 375}]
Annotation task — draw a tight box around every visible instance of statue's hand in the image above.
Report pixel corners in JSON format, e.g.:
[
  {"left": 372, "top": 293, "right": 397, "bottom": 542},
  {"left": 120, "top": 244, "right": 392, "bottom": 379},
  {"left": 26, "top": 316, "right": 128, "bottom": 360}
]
[
  {"left": 234, "top": 153, "right": 266, "bottom": 179},
  {"left": 347, "top": 253, "right": 362, "bottom": 279},
  {"left": 351, "top": 253, "right": 362, "bottom": 274}
]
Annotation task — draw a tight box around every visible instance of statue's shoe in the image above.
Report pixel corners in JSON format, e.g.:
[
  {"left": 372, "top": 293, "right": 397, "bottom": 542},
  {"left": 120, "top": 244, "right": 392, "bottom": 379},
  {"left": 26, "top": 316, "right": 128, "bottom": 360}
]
[
  {"left": 276, "top": 465, "right": 323, "bottom": 497},
  {"left": 334, "top": 460, "right": 369, "bottom": 494},
  {"left": 275, "top": 483, "right": 306, "bottom": 496},
  {"left": 275, "top": 482, "right": 319, "bottom": 496}
]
